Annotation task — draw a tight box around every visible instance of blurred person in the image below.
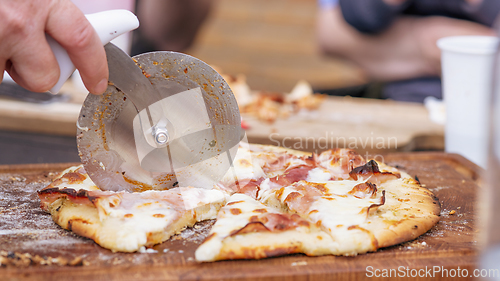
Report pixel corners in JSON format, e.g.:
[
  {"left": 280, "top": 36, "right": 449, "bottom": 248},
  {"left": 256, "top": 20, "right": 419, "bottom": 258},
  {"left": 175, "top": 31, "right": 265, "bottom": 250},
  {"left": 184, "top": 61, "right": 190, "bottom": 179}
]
[
  {"left": 317, "top": 0, "right": 499, "bottom": 102},
  {"left": 0, "top": 0, "right": 108, "bottom": 95},
  {"left": 131, "top": 0, "right": 214, "bottom": 55}
]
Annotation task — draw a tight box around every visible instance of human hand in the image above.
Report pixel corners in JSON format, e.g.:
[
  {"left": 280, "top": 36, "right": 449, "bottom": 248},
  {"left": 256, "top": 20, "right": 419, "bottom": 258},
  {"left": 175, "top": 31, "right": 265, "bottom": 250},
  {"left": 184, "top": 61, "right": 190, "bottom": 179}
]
[{"left": 0, "top": 0, "right": 108, "bottom": 95}]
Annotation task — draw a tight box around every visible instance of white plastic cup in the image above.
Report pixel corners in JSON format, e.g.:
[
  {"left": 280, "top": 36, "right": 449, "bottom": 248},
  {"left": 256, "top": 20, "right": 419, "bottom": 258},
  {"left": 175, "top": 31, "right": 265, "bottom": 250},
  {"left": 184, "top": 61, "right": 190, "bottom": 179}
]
[{"left": 437, "top": 36, "right": 499, "bottom": 168}]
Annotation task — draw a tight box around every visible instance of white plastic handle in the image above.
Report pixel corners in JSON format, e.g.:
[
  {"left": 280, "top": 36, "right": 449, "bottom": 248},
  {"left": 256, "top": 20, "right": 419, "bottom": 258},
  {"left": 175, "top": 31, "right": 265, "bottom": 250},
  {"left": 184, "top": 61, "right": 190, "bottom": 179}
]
[{"left": 47, "top": 9, "right": 139, "bottom": 94}]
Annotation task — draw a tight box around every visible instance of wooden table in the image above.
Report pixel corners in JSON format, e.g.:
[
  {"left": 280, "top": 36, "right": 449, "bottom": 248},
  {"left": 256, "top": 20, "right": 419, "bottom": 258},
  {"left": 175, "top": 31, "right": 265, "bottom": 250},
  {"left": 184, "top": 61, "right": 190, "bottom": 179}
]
[{"left": 0, "top": 152, "right": 481, "bottom": 280}]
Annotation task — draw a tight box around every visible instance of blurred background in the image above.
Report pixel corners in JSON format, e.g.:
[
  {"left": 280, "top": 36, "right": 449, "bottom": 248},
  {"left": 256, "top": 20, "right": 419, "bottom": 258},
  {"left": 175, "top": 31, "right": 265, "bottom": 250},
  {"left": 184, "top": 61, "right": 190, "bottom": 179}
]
[
  {"left": 185, "top": 0, "right": 365, "bottom": 93},
  {"left": 3, "top": 0, "right": 475, "bottom": 164}
]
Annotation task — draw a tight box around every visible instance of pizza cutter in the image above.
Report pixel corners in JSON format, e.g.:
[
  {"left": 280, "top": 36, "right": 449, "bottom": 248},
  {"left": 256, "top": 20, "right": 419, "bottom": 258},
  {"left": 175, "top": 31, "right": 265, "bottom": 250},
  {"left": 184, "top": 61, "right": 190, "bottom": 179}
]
[{"left": 76, "top": 44, "right": 241, "bottom": 192}]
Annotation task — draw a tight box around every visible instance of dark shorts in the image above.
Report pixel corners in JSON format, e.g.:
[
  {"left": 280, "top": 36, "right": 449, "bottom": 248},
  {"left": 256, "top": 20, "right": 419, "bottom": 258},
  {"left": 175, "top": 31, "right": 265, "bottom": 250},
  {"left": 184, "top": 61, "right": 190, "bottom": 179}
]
[
  {"left": 337, "top": 0, "right": 499, "bottom": 102},
  {"left": 339, "top": 0, "right": 500, "bottom": 34},
  {"left": 382, "top": 77, "right": 442, "bottom": 103}
]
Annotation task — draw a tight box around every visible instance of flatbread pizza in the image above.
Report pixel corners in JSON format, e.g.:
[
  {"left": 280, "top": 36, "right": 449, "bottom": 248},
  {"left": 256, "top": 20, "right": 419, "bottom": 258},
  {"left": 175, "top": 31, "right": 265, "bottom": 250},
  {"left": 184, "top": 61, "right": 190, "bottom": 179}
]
[{"left": 38, "top": 144, "right": 440, "bottom": 261}]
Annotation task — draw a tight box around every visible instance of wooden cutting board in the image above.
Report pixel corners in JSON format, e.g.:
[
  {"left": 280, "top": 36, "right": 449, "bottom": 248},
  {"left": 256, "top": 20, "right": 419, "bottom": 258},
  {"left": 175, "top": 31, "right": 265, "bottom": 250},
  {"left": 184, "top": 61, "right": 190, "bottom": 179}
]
[
  {"left": 0, "top": 95, "right": 444, "bottom": 155},
  {"left": 0, "top": 153, "right": 479, "bottom": 281},
  {"left": 244, "top": 96, "right": 444, "bottom": 155}
]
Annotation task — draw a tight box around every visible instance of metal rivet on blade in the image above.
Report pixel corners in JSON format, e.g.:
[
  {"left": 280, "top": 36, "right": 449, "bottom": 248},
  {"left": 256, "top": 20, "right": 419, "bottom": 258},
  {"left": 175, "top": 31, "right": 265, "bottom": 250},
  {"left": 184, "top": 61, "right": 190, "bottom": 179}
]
[{"left": 153, "top": 127, "right": 169, "bottom": 145}]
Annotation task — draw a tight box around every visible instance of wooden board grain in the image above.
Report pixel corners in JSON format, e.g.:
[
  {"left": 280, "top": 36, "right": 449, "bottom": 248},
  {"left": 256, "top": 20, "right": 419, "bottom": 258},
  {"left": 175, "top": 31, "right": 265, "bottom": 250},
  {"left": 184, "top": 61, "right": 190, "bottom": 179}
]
[
  {"left": 0, "top": 98, "right": 81, "bottom": 137},
  {"left": 0, "top": 153, "right": 479, "bottom": 281}
]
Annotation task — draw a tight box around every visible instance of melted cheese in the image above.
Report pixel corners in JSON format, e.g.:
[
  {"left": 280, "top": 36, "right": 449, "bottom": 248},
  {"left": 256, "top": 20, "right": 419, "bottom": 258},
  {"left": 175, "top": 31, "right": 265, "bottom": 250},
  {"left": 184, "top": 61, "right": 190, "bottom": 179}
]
[
  {"left": 280, "top": 180, "right": 383, "bottom": 226},
  {"left": 196, "top": 194, "right": 271, "bottom": 261},
  {"left": 274, "top": 179, "right": 386, "bottom": 254},
  {"left": 306, "top": 167, "right": 332, "bottom": 183},
  {"left": 90, "top": 187, "right": 227, "bottom": 252},
  {"left": 52, "top": 165, "right": 99, "bottom": 191},
  {"left": 221, "top": 145, "right": 266, "bottom": 184}
]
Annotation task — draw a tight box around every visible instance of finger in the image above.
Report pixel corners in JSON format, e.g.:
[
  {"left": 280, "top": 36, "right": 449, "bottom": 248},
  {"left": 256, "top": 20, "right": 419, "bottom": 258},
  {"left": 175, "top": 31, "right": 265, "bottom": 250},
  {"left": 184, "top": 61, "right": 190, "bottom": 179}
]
[
  {"left": 45, "top": 1, "right": 108, "bottom": 95},
  {"left": 0, "top": 0, "right": 60, "bottom": 92},
  {"left": 6, "top": 33, "right": 60, "bottom": 92}
]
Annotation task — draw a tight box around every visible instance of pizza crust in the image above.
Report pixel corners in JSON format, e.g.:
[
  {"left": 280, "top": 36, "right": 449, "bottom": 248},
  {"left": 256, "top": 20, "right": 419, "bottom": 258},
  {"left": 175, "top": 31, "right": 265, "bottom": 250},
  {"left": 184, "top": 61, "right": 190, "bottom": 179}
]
[
  {"left": 247, "top": 143, "right": 312, "bottom": 157},
  {"left": 49, "top": 198, "right": 101, "bottom": 241},
  {"left": 366, "top": 176, "right": 440, "bottom": 248}
]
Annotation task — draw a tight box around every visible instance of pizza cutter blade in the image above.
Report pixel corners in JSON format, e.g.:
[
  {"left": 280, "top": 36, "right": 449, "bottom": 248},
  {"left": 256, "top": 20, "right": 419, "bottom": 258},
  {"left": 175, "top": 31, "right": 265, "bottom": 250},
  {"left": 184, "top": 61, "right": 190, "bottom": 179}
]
[{"left": 77, "top": 43, "right": 241, "bottom": 192}]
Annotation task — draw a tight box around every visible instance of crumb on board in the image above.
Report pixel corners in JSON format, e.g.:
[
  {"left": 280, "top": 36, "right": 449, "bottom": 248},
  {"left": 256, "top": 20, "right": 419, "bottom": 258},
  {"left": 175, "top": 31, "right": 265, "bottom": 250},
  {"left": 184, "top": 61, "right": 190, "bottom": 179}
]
[
  {"left": 449, "top": 210, "right": 456, "bottom": 215},
  {"left": 9, "top": 176, "right": 25, "bottom": 182},
  {"left": 0, "top": 251, "right": 88, "bottom": 267},
  {"left": 398, "top": 239, "right": 430, "bottom": 250}
]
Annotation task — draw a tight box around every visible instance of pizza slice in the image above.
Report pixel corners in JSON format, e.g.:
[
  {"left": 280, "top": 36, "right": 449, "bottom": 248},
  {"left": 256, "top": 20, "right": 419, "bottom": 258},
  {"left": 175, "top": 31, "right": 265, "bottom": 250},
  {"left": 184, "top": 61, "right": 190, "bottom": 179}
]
[
  {"left": 38, "top": 165, "right": 228, "bottom": 252},
  {"left": 259, "top": 159, "right": 440, "bottom": 256},
  {"left": 195, "top": 193, "right": 334, "bottom": 262},
  {"left": 196, "top": 146, "right": 441, "bottom": 261}
]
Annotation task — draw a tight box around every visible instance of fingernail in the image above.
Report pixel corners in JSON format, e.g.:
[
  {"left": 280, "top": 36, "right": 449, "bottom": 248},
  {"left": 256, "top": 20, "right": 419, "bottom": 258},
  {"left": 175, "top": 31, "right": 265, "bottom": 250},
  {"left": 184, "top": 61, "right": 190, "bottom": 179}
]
[{"left": 92, "top": 78, "right": 108, "bottom": 95}]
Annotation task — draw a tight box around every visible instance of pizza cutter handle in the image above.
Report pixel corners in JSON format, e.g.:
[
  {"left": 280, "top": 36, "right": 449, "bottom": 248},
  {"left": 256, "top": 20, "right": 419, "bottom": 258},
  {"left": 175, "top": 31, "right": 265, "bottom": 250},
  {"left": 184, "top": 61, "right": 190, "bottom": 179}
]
[{"left": 47, "top": 9, "right": 139, "bottom": 94}]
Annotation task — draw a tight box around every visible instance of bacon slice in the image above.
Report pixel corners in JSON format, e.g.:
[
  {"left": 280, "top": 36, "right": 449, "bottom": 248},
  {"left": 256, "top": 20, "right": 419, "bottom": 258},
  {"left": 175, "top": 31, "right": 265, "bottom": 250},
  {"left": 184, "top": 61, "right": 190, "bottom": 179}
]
[
  {"left": 38, "top": 188, "right": 117, "bottom": 211},
  {"left": 348, "top": 182, "right": 378, "bottom": 199},
  {"left": 224, "top": 178, "right": 265, "bottom": 199},
  {"left": 262, "top": 153, "right": 291, "bottom": 174},
  {"left": 38, "top": 165, "right": 110, "bottom": 210},
  {"left": 270, "top": 166, "right": 315, "bottom": 186},
  {"left": 349, "top": 160, "right": 400, "bottom": 185},
  {"left": 315, "top": 149, "right": 366, "bottom": 179},
  {"left": 261, "top": 152, "right": 310, "bottom": 176},
  {"left": 230, "top": 213, "right": 310, "bottom": 236},
  {"left": 362, "top": 190, "right": 386, "bottom": 217},
  {"left": 281, "top": 181, "right": 326, "bottom": 215}
]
